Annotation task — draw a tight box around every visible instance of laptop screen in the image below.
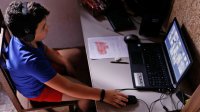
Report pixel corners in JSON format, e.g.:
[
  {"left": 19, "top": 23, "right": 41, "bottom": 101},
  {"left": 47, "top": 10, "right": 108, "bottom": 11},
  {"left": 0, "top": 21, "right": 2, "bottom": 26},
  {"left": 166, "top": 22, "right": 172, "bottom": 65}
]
[{"left": 164, "top": 19, "right": 192, "bottom": 83}]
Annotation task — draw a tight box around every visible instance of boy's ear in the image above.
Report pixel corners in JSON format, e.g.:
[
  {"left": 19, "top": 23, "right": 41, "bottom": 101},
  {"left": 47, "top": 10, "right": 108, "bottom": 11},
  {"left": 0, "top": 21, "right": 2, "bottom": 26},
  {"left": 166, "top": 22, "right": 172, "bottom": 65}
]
[{"left": 23, "top": 28, "right": 35, "bottom": 42}]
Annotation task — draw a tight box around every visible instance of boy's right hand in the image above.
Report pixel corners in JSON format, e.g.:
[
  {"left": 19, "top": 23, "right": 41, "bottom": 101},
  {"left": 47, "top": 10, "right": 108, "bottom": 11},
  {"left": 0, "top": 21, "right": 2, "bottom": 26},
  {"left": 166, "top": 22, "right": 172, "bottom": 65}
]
[{"left": 103, "top": 90, "right": 128, "bottom": 108}]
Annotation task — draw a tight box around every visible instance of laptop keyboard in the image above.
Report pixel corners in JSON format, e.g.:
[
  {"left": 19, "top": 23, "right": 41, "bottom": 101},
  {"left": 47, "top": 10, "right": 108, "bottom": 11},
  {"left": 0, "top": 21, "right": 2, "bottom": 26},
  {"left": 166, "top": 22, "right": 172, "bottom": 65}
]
[{"left": 142, "top": 45, "right": 171, "bottom": 88}]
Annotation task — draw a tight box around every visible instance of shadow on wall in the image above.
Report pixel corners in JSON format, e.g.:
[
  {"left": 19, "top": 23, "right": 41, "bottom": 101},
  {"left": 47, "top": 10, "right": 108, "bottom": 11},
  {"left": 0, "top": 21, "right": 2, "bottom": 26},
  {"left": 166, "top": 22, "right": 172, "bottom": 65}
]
[
  {"left": 0, "top": 0, "right": 84, "bottom": 48},
  {"left": 179, "top": 25, "right": 200, "bottom": 95}
]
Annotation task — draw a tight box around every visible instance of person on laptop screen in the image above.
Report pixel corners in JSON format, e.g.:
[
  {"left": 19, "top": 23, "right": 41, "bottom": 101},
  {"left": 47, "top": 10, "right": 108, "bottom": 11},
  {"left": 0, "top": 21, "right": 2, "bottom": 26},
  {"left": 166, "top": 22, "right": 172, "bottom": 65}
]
[{"left": 4, "top": 1, "right": 128, "bottom": 111}]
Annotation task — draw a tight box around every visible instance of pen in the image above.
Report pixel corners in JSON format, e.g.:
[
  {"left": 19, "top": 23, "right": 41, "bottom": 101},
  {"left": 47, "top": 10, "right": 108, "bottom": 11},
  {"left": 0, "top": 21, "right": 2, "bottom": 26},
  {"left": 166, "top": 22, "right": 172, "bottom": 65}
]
[{"left": 110, "top": 61, "right": 129, "bottom": 64}]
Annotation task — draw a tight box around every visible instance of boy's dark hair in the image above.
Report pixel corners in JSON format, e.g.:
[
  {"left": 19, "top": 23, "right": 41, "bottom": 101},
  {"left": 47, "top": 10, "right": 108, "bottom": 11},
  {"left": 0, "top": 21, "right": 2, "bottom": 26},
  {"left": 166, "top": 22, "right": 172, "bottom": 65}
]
[{"left": 4, "top": 1, "right": 49, "bottom": 38}]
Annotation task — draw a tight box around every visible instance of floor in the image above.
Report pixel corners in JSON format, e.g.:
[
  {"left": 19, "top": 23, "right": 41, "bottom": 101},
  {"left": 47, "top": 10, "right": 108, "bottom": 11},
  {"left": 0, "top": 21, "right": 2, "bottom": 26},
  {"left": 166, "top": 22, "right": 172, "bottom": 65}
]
[
  {"left": 34, "top": 107, "right": 69, "bottom": 112},
  {"left": 0, "top": 89, "right": 17, "bottom": 112}
]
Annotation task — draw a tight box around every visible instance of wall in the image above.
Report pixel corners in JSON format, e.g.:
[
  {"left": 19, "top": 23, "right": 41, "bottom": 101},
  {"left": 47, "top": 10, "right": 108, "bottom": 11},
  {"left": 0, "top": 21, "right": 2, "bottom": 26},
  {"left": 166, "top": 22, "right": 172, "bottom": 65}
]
[
  {"left": 168, "top": 0, "right": 200, "bottom": 93},
  {"left": 0, "top": 0, "right": 84, "bottom": 48}
]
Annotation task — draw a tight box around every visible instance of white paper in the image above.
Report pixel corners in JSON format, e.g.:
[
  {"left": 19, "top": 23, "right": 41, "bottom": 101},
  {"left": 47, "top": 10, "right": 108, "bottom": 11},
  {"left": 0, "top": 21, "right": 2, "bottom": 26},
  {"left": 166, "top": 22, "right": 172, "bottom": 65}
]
[{"left": 88, "top": 36, "right": 128, "bottom": 59}]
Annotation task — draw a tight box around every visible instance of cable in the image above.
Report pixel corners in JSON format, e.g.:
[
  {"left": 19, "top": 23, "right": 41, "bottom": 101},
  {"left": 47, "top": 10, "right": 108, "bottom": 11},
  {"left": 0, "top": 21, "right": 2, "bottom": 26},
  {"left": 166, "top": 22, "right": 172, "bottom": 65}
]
[
  {"left": 181, "top": 91, "right": 186, "bottom": 104},
  {"left": 137, "top": 99, "right": 150, "bottom": 112},
  {"left": 159, "top": 92, "right": 184, "bottom": 112},
  {"left": 130, "top": 16, "right": 141, "bottom": 24},
  {"left": 115, "top": 89, "right": 150, "bottom": 112},
  {"left": 118, "top": 90, "right": 170, "bottom": 112},
  {"left": 150, "top": 97, "right": 161, "bottom": 111},
  {"left": 181, "top": 102, "right": 184, "bottom": 110},
  {"left": 117, "top": 89, "right": 180, "bottom": 112},
  {"left": 170, "top": 93, "right": 177, "bottom": 110},
  {"left": 176, "top": 100, "right": 182, "bottom": 110},
  {"left": 116, "top": 88, "right": 137, "bottom": 91},
  {"left": 160, "top": 93, "right": 169, "bottom": 112},
  {"left": 150, "top": 93, "right": 169, "bottom": 112}
]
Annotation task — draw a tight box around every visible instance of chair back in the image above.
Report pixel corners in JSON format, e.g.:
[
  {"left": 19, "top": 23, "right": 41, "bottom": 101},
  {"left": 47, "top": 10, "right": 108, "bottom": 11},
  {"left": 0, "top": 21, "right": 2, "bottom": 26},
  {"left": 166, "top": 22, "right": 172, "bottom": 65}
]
[
  {"left": 0, "top": 9, "right": 77, "bottom": 112},
  {"left": 0, "top": 9, "right": 25, "bottom": 112}
]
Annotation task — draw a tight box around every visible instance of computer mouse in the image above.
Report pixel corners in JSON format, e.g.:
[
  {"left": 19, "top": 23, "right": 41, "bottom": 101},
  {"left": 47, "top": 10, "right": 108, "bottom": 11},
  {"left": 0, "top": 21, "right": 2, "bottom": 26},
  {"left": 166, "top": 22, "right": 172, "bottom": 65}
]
[
  {"left": 127, "top": 95, "right": 137, "bottom": 105},
  {"left": 124, "top": 34, "right": 139, "bottom": 43}
]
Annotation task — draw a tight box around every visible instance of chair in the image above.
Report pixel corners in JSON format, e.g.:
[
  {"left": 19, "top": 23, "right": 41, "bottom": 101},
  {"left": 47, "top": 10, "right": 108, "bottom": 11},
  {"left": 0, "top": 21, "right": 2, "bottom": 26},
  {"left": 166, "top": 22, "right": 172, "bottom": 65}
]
[{"left": 0, "top": 10, "right": 77, "bottom": 112}]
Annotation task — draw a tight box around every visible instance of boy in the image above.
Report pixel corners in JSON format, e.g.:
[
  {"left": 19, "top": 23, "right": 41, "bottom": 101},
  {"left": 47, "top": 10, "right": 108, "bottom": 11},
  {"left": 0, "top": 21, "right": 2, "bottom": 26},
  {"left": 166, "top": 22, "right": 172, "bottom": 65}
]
[{"left": 4, "top": 1, "right": 128, "bottom": 111}]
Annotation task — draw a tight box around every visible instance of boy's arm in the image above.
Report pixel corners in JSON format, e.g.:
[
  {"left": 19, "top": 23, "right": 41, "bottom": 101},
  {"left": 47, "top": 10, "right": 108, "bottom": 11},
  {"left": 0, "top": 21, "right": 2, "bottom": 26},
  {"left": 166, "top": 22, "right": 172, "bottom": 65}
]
[
  {"left": 45, "top": 74, "right": 128, "bottom": 108},
  {"left": 43, "top": 45, "right": 75, "bottom": 75}
]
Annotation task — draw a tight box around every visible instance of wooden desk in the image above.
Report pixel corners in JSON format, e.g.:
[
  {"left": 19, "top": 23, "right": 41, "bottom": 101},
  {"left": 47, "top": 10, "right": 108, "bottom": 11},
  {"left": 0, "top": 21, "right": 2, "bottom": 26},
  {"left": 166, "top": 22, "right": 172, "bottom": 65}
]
[{"left": 80, "top": 7, "right": 182, "bottom": 112}]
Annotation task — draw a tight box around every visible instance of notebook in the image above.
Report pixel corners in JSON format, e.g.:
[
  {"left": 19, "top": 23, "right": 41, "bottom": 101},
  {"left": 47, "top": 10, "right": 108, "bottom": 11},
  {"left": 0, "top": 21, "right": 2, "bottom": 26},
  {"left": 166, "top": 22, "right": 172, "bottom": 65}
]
[{"left": 127, "top": 18, "right": 193, "bottom": 92}]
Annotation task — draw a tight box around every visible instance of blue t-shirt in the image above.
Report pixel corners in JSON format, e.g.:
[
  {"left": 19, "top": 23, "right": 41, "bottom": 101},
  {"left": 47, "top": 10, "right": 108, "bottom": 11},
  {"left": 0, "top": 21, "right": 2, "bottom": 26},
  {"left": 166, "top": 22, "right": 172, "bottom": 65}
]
[{"left": 6, "top": 36, "right": 56, "bottom": 98}]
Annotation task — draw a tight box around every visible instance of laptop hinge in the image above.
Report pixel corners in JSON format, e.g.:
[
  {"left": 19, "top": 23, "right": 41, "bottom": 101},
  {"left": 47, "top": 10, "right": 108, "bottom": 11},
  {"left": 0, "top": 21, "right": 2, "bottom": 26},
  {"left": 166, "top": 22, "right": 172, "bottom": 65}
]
[{"left": 161, "top": 44, "right": 177, "bottom": 87}]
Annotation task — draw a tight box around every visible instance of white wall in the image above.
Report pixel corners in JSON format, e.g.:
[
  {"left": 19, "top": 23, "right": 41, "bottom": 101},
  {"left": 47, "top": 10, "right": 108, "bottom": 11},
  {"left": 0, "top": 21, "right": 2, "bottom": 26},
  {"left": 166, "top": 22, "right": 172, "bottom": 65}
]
[{"left": 0, "top": 0, "right": 84, "bottom": 48}]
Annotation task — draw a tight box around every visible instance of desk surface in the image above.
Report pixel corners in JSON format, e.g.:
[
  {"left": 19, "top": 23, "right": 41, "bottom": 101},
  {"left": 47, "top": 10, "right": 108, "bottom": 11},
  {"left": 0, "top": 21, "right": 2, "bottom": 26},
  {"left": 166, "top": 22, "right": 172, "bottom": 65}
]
[{"left": 80, "top": 7, "right": 182, "bottom": 112}]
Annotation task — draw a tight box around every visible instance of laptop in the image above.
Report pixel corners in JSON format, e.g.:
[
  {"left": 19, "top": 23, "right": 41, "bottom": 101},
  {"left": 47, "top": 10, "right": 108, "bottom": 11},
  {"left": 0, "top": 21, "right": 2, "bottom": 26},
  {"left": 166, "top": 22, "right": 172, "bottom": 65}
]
[{"left": 127, "top": 18, "right": 193, "bottom": 92}]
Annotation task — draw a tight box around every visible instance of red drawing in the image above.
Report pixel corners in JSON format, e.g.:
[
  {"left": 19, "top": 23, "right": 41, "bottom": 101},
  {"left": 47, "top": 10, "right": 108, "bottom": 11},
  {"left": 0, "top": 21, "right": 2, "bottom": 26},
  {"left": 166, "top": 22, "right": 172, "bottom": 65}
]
[{"left": 95, "top": 41, "right": 109, "bottom": 55}]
